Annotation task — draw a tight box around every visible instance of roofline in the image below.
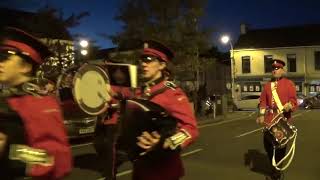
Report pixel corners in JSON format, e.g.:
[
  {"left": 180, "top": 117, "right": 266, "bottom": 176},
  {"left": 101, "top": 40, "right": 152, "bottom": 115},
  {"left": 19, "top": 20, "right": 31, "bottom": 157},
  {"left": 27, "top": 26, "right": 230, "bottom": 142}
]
[{"left": 247, "top": 23, "right": 320, "bottom": 32}]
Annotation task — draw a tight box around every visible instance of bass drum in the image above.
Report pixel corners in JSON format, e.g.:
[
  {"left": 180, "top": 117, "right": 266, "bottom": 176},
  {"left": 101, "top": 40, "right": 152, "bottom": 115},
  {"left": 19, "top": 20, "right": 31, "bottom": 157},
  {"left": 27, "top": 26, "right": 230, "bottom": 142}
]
[
  {"left": 117, "top": 98, "right": 178, "bottom": 162},
  {"left": 56, "top": 63, "right": 112, "bottom": 116}
]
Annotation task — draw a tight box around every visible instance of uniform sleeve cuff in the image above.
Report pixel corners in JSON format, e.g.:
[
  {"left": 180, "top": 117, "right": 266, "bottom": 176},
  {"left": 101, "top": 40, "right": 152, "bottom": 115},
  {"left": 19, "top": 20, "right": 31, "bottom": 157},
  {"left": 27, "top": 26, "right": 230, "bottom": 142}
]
[{"left": 166, "top": 130, "right": 191, "bottom": 150}]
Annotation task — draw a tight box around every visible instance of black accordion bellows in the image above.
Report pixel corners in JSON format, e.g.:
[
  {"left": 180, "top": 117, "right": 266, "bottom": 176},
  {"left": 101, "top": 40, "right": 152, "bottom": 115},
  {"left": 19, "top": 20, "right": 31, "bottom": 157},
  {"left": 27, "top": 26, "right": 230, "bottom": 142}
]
[{"left": 117, "top": 99, "right": 178, "bottom": 161}]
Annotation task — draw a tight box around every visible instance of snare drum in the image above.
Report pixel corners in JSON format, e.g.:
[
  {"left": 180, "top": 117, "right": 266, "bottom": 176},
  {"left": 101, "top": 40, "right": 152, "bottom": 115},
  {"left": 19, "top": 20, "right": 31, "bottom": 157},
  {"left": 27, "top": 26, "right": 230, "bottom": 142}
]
[
  {"left": 56, "top": 64, "right": 112, "bottom": 115},
  {"left": 267, "top": 115, "right": 297, "bottom": 149}
]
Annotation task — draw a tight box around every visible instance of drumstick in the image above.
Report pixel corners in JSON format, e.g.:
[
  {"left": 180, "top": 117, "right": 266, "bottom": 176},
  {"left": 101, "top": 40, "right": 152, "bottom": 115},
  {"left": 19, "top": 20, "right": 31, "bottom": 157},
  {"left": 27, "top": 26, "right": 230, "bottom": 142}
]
[{"left": 264, "top": 111, "right": 284, "bottom": 128}]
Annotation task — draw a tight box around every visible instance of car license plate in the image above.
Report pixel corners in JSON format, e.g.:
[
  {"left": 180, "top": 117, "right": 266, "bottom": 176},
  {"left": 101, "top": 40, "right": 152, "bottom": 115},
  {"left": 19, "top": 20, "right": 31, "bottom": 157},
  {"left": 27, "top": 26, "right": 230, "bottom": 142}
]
[{"left": 79, "top": 127, "right": 95, "bottom": 134}]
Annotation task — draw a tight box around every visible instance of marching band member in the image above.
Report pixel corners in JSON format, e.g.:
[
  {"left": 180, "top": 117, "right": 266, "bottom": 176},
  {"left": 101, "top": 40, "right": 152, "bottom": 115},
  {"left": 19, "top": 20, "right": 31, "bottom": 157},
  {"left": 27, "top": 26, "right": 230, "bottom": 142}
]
[
  {"left": 256, "top": 59, "right": 297, "bottom": 180},
  {"left": 0, "top": 27, "right": 72, "bottom": 180},
  {"left": 132, "top": 40, "right": 199, "bottom": 180}
]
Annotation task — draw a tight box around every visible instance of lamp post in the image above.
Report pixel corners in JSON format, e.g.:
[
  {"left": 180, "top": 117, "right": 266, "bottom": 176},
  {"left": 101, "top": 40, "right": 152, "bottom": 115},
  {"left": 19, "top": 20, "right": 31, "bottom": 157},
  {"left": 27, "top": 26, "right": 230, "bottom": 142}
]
[{"left": 221, "top": 35, "right": 235, "bottom": 99}]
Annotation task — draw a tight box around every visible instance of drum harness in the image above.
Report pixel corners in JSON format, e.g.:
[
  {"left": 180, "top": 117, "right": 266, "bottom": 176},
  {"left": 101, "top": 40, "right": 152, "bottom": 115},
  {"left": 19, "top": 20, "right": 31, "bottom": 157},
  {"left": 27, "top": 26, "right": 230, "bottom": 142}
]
[{"left": 269, "top": 81, "right": 297, "bottom": 171}]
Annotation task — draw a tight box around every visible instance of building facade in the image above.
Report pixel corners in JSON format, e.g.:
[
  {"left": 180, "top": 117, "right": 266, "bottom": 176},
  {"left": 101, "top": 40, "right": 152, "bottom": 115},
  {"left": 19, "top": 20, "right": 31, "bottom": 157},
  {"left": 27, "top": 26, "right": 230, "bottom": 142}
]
[{"left": 233, "top": 24, "right": 320, "bottom": 99}]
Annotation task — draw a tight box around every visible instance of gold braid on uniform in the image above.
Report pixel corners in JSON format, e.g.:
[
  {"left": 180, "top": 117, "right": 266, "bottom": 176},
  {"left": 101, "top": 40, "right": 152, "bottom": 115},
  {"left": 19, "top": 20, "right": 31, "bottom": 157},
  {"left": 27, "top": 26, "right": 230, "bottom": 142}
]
[
  {"left": 9, "top": 144, "right": 54, "bottom": 167},
  {"left": 165, "top": 129, "right": 191, "bottom": 150}
]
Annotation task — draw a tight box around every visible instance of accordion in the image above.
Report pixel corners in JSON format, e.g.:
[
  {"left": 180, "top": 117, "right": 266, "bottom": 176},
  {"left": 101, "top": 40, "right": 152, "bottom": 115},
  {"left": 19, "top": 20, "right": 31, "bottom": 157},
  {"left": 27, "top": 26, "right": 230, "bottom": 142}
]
[{"left": 117, "top": 99, "right": 178, "bottom": 161}]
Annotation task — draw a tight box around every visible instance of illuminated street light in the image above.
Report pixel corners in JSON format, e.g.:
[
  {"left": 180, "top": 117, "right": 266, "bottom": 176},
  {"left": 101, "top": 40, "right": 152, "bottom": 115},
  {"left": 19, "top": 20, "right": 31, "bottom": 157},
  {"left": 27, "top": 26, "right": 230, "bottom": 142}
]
[
  {"left": 220, "top": 35, "right": 235, "bottom": 100},
  {"left": 80, "top": 49, "right": 88, "bottom": 56},
  {"left": 79, "top": 40, "right": 89, "bottom": 48},
  {"left": 221, "top": 35, "right": 230, "bottom": 44}
]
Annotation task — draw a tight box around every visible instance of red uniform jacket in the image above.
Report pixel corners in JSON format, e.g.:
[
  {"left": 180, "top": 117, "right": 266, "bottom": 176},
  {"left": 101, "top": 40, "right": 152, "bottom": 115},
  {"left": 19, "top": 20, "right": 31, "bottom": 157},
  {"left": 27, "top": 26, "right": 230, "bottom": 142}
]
[
  {"left": 7, "top": 95, "right": 72, "bottom": 179},
  {"left": 259, "top": 78, "right": 297, "bottom": 125},
  {"left": 133, "top": 80, "right": 199, "bottom": 180}
]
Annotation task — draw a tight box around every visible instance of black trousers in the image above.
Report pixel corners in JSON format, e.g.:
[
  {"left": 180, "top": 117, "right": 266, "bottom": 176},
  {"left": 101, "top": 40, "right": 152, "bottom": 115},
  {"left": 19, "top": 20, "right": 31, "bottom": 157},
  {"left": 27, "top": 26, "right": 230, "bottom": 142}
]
[
  {"left": 263, "top": 131, "right": 287, "bottom": 170},
  {"left": 93, "top": 124, "right": 117, "bottom": 180}
]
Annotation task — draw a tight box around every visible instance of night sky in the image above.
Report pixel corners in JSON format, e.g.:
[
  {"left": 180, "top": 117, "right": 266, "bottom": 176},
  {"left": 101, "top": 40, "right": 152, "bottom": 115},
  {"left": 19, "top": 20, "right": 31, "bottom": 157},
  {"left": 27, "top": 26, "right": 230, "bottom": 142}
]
[{"left": 1, "top": 0, "right": 320, "bottom": 51}]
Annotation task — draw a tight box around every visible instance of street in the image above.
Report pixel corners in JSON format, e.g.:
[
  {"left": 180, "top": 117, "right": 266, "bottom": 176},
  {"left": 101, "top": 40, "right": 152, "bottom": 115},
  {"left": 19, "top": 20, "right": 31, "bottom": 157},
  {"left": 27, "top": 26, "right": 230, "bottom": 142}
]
[{"left": 66, "top": 109, "right": 320, "bottom": 180}]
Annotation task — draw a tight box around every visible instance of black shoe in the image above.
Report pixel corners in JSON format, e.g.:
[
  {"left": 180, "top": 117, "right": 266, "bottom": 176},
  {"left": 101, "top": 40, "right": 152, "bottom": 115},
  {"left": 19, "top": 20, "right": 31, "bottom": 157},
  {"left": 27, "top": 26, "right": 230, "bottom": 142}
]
[{"left": 270, "top": 171, "right": 284, "bottom": 180}]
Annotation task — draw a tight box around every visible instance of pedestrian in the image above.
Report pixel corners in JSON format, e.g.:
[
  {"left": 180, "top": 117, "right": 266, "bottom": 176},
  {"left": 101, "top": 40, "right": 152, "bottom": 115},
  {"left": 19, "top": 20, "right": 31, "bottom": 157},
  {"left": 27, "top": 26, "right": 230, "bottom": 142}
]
[
  {"left": 256, "top": 59, "right": 297, "bottom": 180},
  {"left": 131, "top": 40, "right": 199, "bottom": 180},
  {"left": 0, "top": 27, "right": 72, "bottom": 180}
]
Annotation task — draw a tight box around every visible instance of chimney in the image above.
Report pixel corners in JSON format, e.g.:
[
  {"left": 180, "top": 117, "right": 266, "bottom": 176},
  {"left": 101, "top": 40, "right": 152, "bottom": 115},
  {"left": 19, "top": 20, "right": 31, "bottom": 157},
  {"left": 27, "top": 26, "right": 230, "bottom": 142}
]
[{"left": 240, "top": 23, "right": 247, "bottom": 35}]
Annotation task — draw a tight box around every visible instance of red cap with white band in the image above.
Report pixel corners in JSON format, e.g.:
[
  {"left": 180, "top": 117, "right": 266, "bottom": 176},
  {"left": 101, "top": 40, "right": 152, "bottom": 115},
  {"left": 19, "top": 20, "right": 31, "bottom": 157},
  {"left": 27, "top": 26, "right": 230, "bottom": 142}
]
[{"left": 0, "top": 27, "right": 52, "bottom": 64}]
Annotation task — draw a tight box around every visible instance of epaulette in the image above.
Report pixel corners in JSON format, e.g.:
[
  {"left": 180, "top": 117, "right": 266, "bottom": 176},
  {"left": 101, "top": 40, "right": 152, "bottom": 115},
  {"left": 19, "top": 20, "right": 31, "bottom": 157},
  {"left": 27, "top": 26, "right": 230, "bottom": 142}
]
[{"left": 164, "top": 81, "right": 177, "bottom": 90}]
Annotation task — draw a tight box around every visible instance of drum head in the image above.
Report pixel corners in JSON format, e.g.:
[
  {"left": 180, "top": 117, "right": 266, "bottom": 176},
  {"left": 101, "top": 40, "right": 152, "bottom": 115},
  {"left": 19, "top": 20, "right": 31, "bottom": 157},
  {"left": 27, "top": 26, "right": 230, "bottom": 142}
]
[{"left": 73, "top": 64, "right": 112, "bottom": 115}]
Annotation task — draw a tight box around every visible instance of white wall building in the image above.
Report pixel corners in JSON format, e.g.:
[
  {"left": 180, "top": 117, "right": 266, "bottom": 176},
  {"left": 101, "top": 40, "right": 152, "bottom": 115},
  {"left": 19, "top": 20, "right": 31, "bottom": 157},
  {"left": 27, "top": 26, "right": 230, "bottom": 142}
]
[{"left": 232, "top": 24, "right": 320, "bottom": 99}]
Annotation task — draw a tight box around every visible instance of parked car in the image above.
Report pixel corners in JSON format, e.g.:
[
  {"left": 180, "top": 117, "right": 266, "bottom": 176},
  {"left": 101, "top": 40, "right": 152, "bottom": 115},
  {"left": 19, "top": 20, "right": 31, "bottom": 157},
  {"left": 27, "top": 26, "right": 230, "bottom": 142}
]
[
  {"left": 233, "top": 95, "right": 260, "bottom": 110},
  {"left": 297, "top": 94, "right": 308, "bottom": 108},
  {"left": 58, "top": 87, "right": 97, "bottom": 139},
  {"left": 302, "top": 93, "right": 320, "bottom": 109}
]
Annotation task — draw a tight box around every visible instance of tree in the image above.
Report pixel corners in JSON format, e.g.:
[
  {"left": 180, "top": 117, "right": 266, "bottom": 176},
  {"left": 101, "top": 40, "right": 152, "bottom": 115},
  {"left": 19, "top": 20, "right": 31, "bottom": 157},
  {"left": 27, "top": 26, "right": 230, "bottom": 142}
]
[
  {"left": 110, "top": 0, "right": 216, "bottom": 113},
  {"left": 32, "top": 6, "right": 90, "bottom": 79}
]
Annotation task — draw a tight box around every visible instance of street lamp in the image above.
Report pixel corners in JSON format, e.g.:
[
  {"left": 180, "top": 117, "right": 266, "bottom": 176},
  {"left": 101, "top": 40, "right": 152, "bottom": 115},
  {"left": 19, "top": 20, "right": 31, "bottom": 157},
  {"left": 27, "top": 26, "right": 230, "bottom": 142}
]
[
  {"left": 221, "top": 35, "right": 235, "bottom": 99},
  {"left": 76, "top": 39, "right": 89, "bottom": 64},
  {"left": 221, "top": 35, "right": 230, "bottom": 44},
  {"left": 80, "top": 49, "right": 88, "bottom": 56},
  {"left": 79, "top": 40, "right": 89, "bottom": 48}
]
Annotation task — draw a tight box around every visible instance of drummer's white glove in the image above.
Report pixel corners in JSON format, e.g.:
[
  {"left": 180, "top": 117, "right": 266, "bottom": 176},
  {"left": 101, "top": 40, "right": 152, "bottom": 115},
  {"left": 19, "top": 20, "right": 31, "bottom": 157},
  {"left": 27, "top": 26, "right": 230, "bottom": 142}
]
[
  {"left": 256, "top": 108, "right": 265, "bottom": 125},
  {"left": 256, "top": 116, "right": 265, "bottom": 125},
  {"left": 283, "top": 102, "right": 293, "bottom": 112}
]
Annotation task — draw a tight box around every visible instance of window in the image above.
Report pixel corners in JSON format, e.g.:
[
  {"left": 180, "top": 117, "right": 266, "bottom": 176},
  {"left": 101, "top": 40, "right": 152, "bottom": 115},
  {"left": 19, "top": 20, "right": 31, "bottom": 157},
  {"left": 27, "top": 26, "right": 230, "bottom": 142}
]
[
  {"left": 315, "top": 51, "right": 320, "bottom": 70},
  {"left": 264, "top": 55, "right": 273, "bottom": 73},
  {"left": 242, "top": 56, "right": 251, "bottom": 73},
  {"left": 255, "top": 85, "right": 260, "bottom": 92},
  {"left": 287, "top": 54, "right": 296, "bottom": 72},
  {"left": 243, "top": 85, "right": 248, "bottom": 92},
  {"left": 249, "top": 85, "right": 254, "bottom": 92},
  {"left": 310, "top": 86, "right": 315, "bottom": 92}
]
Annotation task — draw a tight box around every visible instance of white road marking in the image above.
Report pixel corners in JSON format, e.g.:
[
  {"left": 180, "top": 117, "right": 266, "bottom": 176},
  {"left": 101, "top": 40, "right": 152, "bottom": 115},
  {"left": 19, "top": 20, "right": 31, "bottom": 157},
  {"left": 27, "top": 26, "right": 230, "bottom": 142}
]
[
  {"left": 116, "top": 169, "right": 132, "bottom": 177},
  {"left": 248, "top": 112, "right": 256, "bottom": 117},
  {"left": 293, "top": 114, "right": 302, "bottom": 118},
  {"left": 199, "top": 113, "right": 254, "bottom": 128},
  {"left": 181, "top": 148, "right": 203, "bottom": 157},
  {"left": 235, "top": 112, "right": 303, "bottom": 138},
  {"left": 71, "top": 142, "right": 93, "bottom": 148}
]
